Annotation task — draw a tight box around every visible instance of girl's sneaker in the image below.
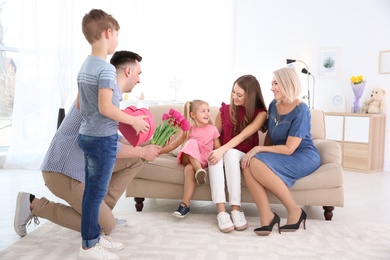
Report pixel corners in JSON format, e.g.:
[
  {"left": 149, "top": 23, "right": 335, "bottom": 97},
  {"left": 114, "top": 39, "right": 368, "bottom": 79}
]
[
  {"left": 173, "top": 202, "right": 190, "bottom": 218},
  {"left": 195, "top": 169, "right": 207, "bottom": 185}
]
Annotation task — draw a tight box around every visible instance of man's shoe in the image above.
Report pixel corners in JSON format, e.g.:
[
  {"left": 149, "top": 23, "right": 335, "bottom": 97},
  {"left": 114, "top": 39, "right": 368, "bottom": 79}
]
[
  {"left": 217, "top": 212, "right": 234, "bottom": 233},
  {"left": 77, "top": 244, "right": 119, "bottom": 260},
  {"left": 114, "top": 218, "right": 127, "bottom": 227},
  {"left": 99, "top": 234, "right": 124, "bottom": 251},
  {"left": 14, "top": 192, "right": 40, "bottom": 237},
  {"left": 231, "top": 210, "right": 248, "bottom": 231}
]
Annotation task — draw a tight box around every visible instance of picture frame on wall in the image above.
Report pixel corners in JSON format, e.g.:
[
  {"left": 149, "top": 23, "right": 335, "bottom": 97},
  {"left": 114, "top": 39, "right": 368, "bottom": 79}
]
[
  {"left": 379, "top": 50, "right": 390, "bottom": 74},
  {"left": 319, "top": 47, "right": 341, "bottom": 78}
]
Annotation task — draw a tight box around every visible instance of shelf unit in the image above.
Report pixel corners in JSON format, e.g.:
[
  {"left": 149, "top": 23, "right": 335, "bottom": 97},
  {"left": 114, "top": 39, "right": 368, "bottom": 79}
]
[{"left": 325, "top": 112, "right": 386, "bottom": 172}]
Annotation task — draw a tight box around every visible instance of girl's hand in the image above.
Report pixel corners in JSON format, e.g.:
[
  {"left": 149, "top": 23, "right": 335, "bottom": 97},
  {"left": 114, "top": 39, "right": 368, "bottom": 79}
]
[
  {"left": 165, "top": 132, "right": 183, "bottom": 146},
  {"left": 131, "top": 115, "right": 150, "bottom": 135},
  {"left": 240, "top": 147, "right": 259, "bottom": 169}
]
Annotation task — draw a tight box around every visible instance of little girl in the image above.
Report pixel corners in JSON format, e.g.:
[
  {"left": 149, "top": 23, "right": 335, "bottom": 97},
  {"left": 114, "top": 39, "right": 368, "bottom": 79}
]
[{"left": 173, "top": 100, "right": 221, "bottom": 218}]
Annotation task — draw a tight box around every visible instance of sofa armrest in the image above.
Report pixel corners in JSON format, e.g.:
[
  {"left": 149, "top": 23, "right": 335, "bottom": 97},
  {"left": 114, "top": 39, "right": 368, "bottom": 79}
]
[{"left": 313, "top": 139, "right": 342, "bottom": 165}]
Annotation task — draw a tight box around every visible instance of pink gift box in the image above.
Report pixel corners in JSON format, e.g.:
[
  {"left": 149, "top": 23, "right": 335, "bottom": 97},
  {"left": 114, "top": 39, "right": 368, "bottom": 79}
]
[{"left": 118, "top": 106, "right": 155, "bottom": 146}]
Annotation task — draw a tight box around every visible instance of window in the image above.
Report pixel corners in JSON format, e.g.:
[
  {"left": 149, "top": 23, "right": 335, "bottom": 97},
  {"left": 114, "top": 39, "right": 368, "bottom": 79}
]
[
  {"left": 0, "top": 50, "right": 15, "bottom": 147},
  {"left": 1, "top": 0, "right": 234, "bottom": 168}
]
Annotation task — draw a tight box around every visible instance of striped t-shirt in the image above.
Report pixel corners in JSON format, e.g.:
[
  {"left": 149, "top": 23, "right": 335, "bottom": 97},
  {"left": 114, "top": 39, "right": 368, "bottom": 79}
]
[{"left": 77, "top": 55, "right": 121, "bottom": 137}]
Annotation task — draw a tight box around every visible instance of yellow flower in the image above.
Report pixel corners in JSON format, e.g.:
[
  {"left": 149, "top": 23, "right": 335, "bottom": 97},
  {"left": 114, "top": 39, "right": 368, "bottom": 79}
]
[{"left": 350, "top": 75, "right": 364, "bottom": 85}]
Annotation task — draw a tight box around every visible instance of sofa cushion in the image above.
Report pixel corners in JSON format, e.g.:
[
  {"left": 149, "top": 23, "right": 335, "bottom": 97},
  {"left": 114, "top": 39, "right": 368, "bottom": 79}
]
[
  {"left": 314, "top": 139, "right": 342, "bottom": 165},
  {"left": 138, "top": 154, "right": 187, "bottom": 185},
  {"left": 138, "top": 151, "right": 342, "bottom": 192},
  {"left": 310, "top": 109, "right": 326, "bottom": 139},
  {"left": 291, "top": 163, "right": 343, "bottom": 190}
]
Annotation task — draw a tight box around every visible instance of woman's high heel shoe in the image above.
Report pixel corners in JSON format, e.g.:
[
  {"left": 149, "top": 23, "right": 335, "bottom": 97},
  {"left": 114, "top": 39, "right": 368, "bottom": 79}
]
[
  {"left": 280, "top": 209, "right": 307, "bottom": 232},
  {"left": 254, "top": 213, "right": 281, "bottom": 236}
]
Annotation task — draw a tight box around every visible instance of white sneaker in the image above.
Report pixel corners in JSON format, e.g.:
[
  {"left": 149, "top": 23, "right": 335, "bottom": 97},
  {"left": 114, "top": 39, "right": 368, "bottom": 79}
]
[
  {"left": 78, "top": 244, "right": 119, "bottom": 260},
  {"left": 14, "top": 192, "right": 40, "bottom": 237},
  {"left": 231, "top": 210, "right": 248, "bottom": 231},
  {"left": 99, "top": 235, "right": 124, "bottom": 251},
  {"left": 217, "top": 212, "right": 234, "bottom": 233}
]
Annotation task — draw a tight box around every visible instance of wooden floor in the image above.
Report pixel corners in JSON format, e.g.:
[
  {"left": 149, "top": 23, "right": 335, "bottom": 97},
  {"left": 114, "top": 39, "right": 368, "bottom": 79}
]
[{"left": 1, "top": 168, "right": 390, "bottom": 251}]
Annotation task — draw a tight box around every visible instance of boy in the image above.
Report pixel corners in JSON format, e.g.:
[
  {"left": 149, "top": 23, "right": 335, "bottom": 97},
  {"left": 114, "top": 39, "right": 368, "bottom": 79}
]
[
  {"left": 77, "top": 9, "right": 149, "bottom": 260},
  {"left": 14, "top": 51, "right": 160, "bottom": 244}
]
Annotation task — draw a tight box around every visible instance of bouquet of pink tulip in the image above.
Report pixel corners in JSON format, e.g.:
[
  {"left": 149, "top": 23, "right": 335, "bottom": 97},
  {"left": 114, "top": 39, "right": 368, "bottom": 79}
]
[{"left": 151, "top": 108, "right": 190, "bottom": 146}]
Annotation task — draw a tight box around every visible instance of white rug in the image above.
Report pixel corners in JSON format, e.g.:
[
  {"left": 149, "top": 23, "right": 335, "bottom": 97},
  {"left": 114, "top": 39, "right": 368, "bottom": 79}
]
[{"left": 1, "top": 212, "right": 390, "bottom": 260}]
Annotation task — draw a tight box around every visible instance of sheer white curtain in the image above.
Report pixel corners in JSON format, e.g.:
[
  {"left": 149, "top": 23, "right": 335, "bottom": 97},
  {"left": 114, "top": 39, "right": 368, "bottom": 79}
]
[
  {"left": 3, "top": 0, "right": 76, "bottom": 169},
  {"left": 3, "top": 0, "right": 234, "bottom": 169}
]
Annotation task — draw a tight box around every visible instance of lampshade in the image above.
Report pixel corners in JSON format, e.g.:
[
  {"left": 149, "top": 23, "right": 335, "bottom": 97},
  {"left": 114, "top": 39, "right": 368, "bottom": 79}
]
[
  {"left": 286, "top": 58, "right": 309, "bottom": 68},
  {"left": 285, "top": 58, "right": 314, "bottom": 108},
  {"left": 286, "top": 59, "right": 296, "bottom": 64},
  {"left": 301, "top": 68, "right": 311, "bottom": 75}
]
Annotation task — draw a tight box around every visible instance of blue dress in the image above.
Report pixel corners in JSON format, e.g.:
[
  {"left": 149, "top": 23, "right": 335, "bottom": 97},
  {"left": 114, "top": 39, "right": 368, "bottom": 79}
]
[{"left": 254, "top": 100, "right": 321, "bottom": 188}]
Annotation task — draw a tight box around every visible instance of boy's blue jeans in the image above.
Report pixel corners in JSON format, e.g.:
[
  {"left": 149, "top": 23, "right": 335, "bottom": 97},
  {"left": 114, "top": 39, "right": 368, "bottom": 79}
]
[{"left": 78, "top": 133, "right": 118, "bottom": 248}]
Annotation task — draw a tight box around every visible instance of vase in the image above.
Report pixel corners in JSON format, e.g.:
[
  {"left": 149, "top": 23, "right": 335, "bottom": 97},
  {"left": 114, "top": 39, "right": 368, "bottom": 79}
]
[
  {"left": 351, "top": 81, "right": 366, "bottom": 113},
  {"left": 118, "top": 106, "right": 156, "bottom": 146}
]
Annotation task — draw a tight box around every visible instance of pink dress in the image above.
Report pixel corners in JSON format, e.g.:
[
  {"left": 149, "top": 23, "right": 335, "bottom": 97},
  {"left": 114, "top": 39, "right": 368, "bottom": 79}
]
[{"left": 177, "top": 124, "right": 220, "bottom": 168}]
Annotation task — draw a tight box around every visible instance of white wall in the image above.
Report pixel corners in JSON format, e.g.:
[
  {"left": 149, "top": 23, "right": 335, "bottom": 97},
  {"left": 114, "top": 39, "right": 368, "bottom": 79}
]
[
  {"left": 2, "top": 0, "right": 390, "bottom": 171},
  {"left": 232, "top": 0, "right": 390, "bottom": 171}
]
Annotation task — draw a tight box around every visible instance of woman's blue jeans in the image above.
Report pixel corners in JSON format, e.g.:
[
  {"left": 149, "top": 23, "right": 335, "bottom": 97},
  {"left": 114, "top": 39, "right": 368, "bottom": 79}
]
[{"left": 78, "top": 133, "right": 118, "bottom": 248}]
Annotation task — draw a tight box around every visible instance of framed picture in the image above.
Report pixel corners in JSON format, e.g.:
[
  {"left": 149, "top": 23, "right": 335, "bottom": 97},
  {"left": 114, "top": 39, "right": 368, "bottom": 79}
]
[
  {"left": 379, "top": 50, "right": 390, "bottom": 74},
  {"left": 319, "top": 47, "right": 341, "bottom": 78}
]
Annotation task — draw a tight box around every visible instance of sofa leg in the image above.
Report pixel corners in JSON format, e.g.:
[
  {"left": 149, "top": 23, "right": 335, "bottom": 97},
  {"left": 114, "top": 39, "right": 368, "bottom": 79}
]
[
  {"left": 323, "top": 206, "right": 334, "bottom": 220},
  {"left": 134, "top": 197, "right": 145, "bottom": 212}
]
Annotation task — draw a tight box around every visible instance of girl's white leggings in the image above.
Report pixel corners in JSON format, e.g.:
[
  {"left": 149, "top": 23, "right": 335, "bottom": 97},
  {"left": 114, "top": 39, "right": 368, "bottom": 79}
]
[{"left": 208, "top": 148, "right": 245, "bottom": 206}]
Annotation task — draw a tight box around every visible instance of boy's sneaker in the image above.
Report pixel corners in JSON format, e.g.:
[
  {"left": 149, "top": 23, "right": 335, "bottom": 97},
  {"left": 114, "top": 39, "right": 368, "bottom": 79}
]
[
  {"left": 217, "top": 211, "right": 234, "bottom": 233},
  {"left": 99, "top": 234, "right": 124, "bottom": 251},
  {"left": 231, "top": 210, "right": 248, "bottom": 231},
  {"left": 114, "top": 218, "right": 127, "bottom": 227},
  {"left": 78, "top": 244, "right": 119, "bottom": 260},
  {"left": 195, "top": 169, "right": 207, "bottom": 185},
  {"left": 172, "top": 202, "right": 190, "bottom": 218},
  {"left": 14, "top": 192, "right": 40, "bottom": 237}
]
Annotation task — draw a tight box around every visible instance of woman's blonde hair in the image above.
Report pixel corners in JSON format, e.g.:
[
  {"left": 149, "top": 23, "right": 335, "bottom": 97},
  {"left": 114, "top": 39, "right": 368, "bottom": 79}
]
[{"left": 273, "top": 67, "right": 302, "bottom": 103}]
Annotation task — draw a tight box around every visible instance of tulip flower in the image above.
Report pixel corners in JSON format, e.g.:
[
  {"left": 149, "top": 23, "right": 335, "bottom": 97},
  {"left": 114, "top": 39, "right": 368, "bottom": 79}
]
[{"left": 151, "top": 108, "right": 190, "bottom": 146}]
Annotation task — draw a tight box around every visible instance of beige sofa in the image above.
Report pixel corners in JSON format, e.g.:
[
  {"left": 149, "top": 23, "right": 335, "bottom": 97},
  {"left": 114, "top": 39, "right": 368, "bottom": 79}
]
[{"left": 126, "top": 104, "right": 344, "bottom": 220}]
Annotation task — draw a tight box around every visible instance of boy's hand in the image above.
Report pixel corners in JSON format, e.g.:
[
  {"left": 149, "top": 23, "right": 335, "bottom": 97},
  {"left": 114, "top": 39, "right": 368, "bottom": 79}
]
[{"left": 131, "top": 115, "right": 150, "bottom": 135}]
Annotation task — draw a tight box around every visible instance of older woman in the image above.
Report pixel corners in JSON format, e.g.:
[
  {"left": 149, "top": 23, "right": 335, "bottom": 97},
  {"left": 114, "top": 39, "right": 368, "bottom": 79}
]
[{"left": 241, "top": 67, "right": 320, "bottom": 236}]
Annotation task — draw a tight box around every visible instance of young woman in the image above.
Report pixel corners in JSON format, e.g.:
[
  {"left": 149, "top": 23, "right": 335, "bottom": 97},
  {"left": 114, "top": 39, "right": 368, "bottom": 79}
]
[{"left": 208, "top": 75, "right": 267, "bottom": 233}]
